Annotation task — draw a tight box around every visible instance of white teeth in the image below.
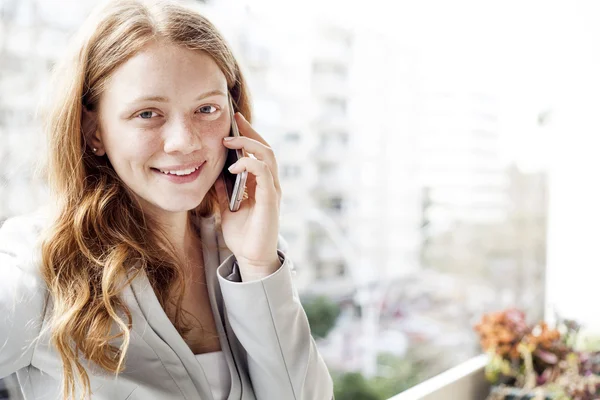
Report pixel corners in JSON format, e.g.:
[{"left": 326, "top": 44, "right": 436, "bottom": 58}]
[{"left": 158, "top": 166, "right": 200, "bottom": 176}]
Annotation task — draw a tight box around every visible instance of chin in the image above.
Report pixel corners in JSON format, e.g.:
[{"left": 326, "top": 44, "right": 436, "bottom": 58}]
[
  {"left": 159, "top": 199, "right": 204, "bottom": 213},
  {"left": 138, "top": 185, "right": 209, "bottom": 214}
]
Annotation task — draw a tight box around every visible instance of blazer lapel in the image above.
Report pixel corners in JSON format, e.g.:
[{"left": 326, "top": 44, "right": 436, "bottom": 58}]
[
  {"left": 197, "top": 214, "right": 248, "bottom": 400},
  {"left": 127, "top": 268, "right": 214, "bottom": 399}
]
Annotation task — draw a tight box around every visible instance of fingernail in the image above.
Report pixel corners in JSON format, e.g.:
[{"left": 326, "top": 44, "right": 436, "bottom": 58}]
[
  {"left": 228, "top": 162, "right": 238, "bottom": 171},
  {"left": 223, "top": 137, "right": 234, "bottom": 141}
]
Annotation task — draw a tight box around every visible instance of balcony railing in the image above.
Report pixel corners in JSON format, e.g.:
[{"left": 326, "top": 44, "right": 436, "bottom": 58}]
[{"left": 388, "top": 354, "right": 490, "bottom": 400}]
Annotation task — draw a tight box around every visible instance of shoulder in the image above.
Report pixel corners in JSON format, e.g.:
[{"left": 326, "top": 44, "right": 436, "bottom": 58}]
[
  {"left": 0, "top": 207, "right": 53, "bottom": 375},
  {"left": 0, "top": 205, "right": 53, "bottom": 259},
  {"left": 0, "top": 206, "right": 54, "bottom": 295}
]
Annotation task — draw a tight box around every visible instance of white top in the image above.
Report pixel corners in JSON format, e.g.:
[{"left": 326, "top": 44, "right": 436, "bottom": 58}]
[{"left": 194, "top": 350, "right": 231, "bottom": 400}]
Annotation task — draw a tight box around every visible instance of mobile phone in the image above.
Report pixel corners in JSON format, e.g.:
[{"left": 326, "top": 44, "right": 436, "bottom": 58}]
[{"left": 222, "top": 93, "right": 248, "bottom": 212}]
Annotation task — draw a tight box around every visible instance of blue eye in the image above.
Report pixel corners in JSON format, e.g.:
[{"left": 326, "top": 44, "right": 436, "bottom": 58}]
[
  {"left": 138, "top": 111, "right": 157, "bottom": 119},
  {"left": 198, "top": 105, "right": 218, "bottom": 114}
]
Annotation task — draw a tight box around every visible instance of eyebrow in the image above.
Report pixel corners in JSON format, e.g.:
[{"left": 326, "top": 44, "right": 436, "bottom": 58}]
[{"left": 130, "top": 89, "right": 227, "bottom": 104}]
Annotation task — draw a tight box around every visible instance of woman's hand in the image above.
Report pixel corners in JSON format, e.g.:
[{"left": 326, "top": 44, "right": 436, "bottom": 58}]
[{"left": 214, "top": 112, "right": 282, "bottom": 281}]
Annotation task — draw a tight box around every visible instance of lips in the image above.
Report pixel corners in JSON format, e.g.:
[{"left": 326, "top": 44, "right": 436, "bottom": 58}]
[
  {"left": 152, "top": 161, "right": 206, "bottom": 174},
  {"left": 154, "top": 165, "right": 202, "bottom": 176},
  {"left": 151, "top": 162, "right": 205, "bottom": 184}
]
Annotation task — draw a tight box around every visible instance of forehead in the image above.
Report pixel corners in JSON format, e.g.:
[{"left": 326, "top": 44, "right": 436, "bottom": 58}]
[{"left": 103, "top": 41, "right": 227, "bottom": 97}]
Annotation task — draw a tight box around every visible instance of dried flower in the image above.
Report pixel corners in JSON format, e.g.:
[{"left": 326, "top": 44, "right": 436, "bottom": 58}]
[{"left": 475, "top": 309, "right": 600, "bottom": 399}]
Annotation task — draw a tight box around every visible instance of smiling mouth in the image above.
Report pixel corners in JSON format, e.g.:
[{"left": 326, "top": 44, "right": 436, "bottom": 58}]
[
  {"left": 151, "top": 162, "right": 205, "bottom": 176},
  {"left": 153, "top": 166, "right": 202, "bottom": 176}
]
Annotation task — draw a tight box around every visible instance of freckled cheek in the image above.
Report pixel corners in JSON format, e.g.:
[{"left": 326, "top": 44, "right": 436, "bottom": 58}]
[
  {"left": 198, "top": 119, "right": 229, "bottom": 148},
  {"left": 199, "top": 120, "right": 229, "bottom": 166},
  {"left": 200, "top": 117, "right": 229, "bottom": 140}
]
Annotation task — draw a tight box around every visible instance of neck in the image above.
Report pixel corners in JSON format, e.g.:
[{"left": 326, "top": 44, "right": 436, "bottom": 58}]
[{"left": 154, "top": 210, "right": 202, "bottom": 267}]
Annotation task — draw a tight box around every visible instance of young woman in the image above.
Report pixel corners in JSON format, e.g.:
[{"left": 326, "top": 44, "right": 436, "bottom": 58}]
[{"left": 0, "top": 0, "right": 333, "bottom": 399}]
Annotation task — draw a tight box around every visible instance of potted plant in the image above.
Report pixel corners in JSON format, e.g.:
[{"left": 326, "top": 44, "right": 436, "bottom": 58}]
[{"left": 473, "top": 308, "right": 600, "bottom": 399}]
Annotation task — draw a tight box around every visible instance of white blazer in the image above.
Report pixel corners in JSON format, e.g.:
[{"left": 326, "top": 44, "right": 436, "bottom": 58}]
[{"left": 0, "top": 207, "right": 334, "bottom": 399}]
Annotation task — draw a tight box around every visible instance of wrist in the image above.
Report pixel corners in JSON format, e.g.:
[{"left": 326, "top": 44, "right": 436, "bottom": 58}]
[{"left": 236, "top": 254, "right": 283, "bottom": 282}]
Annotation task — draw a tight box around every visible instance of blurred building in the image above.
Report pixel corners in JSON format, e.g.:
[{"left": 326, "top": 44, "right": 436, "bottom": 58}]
[
  {"left": 417, "top": 90, "right": 510, "bottom": 268},
  {"left": 504, "top": 165, "right": 547, "bottom": 322},
  {"left": 346, "top": 27, "right": 423, "bottom": 283},
  {"left": 0, "top": 0, "right": 51, "bottom": 219},
  {"left": 0, "top": 0, "right": 97, "bottom": 220},
  {"left": 306, "top": 22, "right": 355, "bottom": 289}
]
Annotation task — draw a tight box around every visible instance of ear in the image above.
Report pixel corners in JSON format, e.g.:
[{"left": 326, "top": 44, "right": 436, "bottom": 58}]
[{"left": 82, "top": 107, "right": 106, "bottom": 156}]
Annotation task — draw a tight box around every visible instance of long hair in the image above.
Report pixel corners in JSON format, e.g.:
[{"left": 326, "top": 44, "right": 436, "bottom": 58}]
[{"left": 38, "top": 1, "right": 253, "bottom": 398}]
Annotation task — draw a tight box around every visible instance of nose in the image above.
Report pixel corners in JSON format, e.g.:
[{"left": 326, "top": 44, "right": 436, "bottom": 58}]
[{"left": 163, "top": 116, "right": 203, "bottom": 155}]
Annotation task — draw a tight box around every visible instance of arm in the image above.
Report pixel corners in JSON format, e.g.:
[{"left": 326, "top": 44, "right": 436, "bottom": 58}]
[
  {"left": 216, "top": 240, "right": 334, "bottom": 400},
  {"left": 0, "top": 215, "right": 47, "bottom": 379}
]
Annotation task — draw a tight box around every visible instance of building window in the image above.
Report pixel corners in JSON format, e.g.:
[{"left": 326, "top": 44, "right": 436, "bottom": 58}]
[
  {"left": 322, "top": 97, "right": 347, "bottom": 117},
  {"left": 315, "top": 262, "right": 324, "bottom": 279},
  {"left": 328, "top": 196, "right": 344, "bottom": 212},
  {"left": 318, "top": 131, "right": 348, "bottom": 148},
  {"left": 336, "top": 262, "right": 346, "bottom": 276},
  {"left": 312, "top": 62, "right": 348, "bottom": 79},
  {"left": 284, "top": 131, "right": 301, "bottom": 143},
  {"left": 281, "top": 164, "right": 301, "bottom": 179}
]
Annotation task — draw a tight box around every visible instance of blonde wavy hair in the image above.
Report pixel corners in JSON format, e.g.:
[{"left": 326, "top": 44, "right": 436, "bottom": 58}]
[{"left": 38, "top": 0, "right": 253, "bottom": 398}]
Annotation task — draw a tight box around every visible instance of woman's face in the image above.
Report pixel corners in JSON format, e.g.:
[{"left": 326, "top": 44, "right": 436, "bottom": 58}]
[{"left": 94, "top": 41, "right": 230, "bottom": 215}]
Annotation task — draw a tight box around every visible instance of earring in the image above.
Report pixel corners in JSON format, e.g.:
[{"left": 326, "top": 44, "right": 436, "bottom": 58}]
[{"left": 92, "top": 147, "right": 97, "bottom": 153}]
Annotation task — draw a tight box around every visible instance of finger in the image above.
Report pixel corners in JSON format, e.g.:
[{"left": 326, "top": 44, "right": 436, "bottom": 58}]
[
  {"left": 228, "top": 157, "right": 277, "bottom": 203},
  {"left": 223, "top": 137, "right": 281, "bottom": 198},
  {"left": 223, "top": 136, "right": 274, "bottom": 162},
  {"left": 223, "top": 136, "right": 279, "bottom": 185},
  {"left": 234, "top": 112, "right": 270, "bottom": 147},
  {"left": 229, "top": 113, "right": 282, "bottom": 195}
]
